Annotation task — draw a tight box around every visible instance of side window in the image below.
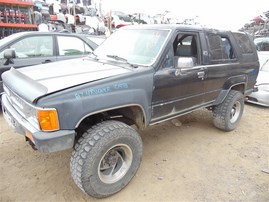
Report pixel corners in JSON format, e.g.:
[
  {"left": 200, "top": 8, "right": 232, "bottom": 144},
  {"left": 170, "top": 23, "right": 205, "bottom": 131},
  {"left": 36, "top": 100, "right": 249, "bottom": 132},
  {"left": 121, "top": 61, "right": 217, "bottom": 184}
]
[
  {"left": 6, "top": 36, "right": 53, "bottom": 58},
  {"left": 207, "top": 34, "right": 227, "bottom": 60},
  {"left": 174, "top": 34, "right": 198, "bottom": 58},
  {"left": 221, "top": 37, "right": 235, "bottom": 59},
  {"left": 172, "top": 33, "right": 199, "bottom": 67},
  {"left": 207, "top": 34, "right": 235, "bottom": 62},
  {"left": 57, "top": 36, "right": 93, "bottom": 56},
  {"left": 233, "top": 33, "right": 253, "bottom": 54}
]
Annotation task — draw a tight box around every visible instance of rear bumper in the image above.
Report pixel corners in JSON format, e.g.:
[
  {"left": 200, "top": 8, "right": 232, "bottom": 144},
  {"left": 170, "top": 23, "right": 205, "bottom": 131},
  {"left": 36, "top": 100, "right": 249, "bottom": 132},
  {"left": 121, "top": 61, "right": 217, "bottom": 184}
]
[
  {"left": 246, "top": 90, "right": 269, "bottom": 107},
  {"left": 1, "top": 94, "right": 75, "bottom": 153}
]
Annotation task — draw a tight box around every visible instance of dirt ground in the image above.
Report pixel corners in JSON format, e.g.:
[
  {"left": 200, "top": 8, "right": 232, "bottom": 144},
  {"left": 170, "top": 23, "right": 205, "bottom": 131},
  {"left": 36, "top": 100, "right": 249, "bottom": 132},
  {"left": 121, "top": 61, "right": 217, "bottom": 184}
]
[{"left": 0, "top": 104, "right": 268, "bottom": 202}]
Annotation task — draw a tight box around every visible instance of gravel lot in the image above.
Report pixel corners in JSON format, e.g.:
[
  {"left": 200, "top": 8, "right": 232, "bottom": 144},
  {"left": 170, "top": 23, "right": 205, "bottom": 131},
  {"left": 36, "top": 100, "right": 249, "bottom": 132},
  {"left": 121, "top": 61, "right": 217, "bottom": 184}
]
[{"left": 0, "top": 104, "right": 268, "bottom": 201}]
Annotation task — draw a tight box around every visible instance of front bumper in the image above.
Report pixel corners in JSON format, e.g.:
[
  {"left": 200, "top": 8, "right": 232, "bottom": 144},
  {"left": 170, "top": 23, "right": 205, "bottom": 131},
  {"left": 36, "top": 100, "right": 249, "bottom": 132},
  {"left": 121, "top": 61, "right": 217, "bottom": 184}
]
[
  {"left": 0, "top": 81, "right": 3, "bottom": 95},
  {"left": 1, "top": 94, "right": 75, "bottom": 153}
]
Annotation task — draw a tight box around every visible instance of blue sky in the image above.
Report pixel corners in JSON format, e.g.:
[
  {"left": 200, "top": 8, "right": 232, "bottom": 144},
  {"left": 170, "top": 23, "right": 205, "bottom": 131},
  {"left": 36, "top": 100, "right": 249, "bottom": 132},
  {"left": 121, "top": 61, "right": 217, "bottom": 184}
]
[{"left": 101, "top": 0, "right": 268, "bottom": 30}]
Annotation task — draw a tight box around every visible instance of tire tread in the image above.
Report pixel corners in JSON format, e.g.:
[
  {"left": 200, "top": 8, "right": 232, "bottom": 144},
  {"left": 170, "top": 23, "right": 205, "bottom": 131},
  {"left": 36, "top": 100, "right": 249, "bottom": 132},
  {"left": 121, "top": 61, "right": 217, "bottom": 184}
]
[
  {"left": 213, "top": 90, "right": 244, "bottom": 131},
  {"left": 70, "top": 120, "right": 142, "bottom": 198}
]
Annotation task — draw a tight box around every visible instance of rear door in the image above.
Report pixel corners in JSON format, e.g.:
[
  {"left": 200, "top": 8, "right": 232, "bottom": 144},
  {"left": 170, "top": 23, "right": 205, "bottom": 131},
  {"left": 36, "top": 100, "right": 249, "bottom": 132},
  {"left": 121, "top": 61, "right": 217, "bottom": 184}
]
[{"left": 202, "top": 32, "right": 240, "bottom": 103}]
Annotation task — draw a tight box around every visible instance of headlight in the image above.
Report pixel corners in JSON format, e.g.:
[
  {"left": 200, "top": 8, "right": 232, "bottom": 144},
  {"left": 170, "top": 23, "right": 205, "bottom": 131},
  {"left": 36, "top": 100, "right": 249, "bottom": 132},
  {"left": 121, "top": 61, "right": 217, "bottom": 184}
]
[
  {"left": 37, "top": 108, "right": 59, "bottom": 131},
  {"left": 3, "top": 85, "right": 59, "bottom": 131},
  {"left": 258, "top": 84, "right": 269, "bottom": 92}
]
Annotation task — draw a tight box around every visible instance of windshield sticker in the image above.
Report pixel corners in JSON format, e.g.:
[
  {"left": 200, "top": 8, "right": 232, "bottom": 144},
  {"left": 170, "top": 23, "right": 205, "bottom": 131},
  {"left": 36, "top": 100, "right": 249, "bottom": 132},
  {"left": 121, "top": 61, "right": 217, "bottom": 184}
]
[{"left": 75, "top": 83, "right": 129, "bottom": 100}]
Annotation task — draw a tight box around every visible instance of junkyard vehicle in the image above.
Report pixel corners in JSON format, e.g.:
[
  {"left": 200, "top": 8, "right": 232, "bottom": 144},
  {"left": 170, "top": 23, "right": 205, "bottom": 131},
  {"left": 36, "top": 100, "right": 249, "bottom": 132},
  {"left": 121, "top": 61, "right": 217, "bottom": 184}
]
[
  {"left": 0, "top": 31, "right": 105, "bottom": 94},
  {"left": 109, "top": 11, "right": 133, "bottom": 29},
  {"left": 254, "top": 37, "right": 269, "bottom": 51},
  {"left": 247, "top": 52, "right": 269, "bottom": 106},
  {"left": 1, "top": 25, "right": 259, "bottom": 198}
]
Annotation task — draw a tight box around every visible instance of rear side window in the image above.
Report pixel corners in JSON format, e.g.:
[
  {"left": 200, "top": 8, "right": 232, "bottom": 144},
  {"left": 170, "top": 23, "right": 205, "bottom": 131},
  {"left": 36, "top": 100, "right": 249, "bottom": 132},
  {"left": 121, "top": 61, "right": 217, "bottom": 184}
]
[
  {"left": 57, "top": 36, "right": 93, "bottom": 56},
  {"left": 207, "top": 34, "right": 235, "bottom": 62},
  {"left": 233, "top": 33, "right": 253, "bottom": 54}
]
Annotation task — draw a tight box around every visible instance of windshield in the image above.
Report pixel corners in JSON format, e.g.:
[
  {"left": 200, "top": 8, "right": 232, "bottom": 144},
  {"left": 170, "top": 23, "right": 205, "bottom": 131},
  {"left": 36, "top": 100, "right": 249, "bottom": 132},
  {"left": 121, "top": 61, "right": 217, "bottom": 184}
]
[{"left": 94, "top": 29, "right": 170, "bottom": 66}]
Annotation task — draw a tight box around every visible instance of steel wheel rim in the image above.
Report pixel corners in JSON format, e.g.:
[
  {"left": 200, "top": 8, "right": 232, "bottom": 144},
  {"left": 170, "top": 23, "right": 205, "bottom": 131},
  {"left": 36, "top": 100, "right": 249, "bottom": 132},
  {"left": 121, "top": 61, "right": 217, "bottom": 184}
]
[
  {"left": 98, "top": 144, "right": 133, "bottom": 184},
  {"left": 230, "top": 101, "right": 241, "bottom": 123}
]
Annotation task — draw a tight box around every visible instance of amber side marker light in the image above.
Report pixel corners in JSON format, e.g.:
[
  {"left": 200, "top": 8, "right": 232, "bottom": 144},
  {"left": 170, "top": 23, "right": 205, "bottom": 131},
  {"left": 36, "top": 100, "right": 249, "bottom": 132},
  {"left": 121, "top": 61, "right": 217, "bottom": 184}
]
[{"left": 37, "top": 109, "right": 59, "bottom": 131}]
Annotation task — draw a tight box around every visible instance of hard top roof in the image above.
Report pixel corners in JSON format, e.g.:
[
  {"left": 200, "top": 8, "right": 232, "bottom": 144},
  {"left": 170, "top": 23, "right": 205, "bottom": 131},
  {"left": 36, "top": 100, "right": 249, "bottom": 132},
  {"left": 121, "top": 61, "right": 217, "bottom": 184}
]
[{"left": 120, "top": 24, "right": 229, "bottom": 33}]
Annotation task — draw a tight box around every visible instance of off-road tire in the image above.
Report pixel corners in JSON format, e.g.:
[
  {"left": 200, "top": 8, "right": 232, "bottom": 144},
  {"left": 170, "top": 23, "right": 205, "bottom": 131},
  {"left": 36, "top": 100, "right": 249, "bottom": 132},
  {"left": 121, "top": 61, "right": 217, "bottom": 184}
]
[
  {"left": 70, "top": 120, "right": 143, "bottom": 198},
  {"left": 213, "top": 90, "right": 244, "bottom": 131}
]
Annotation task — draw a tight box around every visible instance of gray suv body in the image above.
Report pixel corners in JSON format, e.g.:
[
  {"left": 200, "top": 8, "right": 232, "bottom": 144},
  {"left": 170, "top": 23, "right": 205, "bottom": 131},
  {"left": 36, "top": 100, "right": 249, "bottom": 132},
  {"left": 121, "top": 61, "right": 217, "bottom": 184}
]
[{"left": 1, "top": 25, "right": 259, "bottom": 198}]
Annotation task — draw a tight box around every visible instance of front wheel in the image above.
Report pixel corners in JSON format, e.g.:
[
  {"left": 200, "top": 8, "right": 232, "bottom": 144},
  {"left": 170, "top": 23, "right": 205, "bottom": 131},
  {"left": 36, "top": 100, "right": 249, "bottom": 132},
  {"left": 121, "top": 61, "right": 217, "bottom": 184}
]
[
  {"left": 213, "top": 90, "right": 244, "bottom": 131},
  {"left": 70, "top": 120, "right": 143, "bottom": 198}
]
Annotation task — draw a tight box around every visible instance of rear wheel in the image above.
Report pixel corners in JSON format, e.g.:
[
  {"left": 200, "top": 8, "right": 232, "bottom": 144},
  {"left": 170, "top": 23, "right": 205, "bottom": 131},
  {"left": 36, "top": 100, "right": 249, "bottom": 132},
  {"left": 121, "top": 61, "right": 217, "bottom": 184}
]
[
  {"left": 70, "top": 120, "right": 143, "bottom": 198},
  {"left": 213, "top": 90, "right": 244, "bottom": 131}
]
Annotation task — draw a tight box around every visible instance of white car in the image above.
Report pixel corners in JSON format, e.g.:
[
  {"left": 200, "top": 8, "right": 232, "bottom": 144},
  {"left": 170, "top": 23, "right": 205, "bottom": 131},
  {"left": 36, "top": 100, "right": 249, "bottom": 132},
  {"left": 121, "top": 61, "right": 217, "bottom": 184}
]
[{"left": 247, "top": 52, "right": 269, "bottom": 107}]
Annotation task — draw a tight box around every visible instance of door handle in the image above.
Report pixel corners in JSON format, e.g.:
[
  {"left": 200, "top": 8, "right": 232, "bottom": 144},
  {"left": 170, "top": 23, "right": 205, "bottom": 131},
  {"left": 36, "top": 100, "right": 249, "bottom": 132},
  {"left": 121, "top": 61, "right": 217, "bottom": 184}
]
[{"left": 197, "top": 71, "right": 205, "bottom": 79}]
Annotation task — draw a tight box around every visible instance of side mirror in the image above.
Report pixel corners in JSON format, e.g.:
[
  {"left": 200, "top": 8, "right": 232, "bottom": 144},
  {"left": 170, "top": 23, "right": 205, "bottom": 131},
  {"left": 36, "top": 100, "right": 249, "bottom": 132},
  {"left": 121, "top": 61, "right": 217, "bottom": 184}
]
[
  {"left": 177, "top": 57, "right": 196, "bottom": 68},
  {"left": 3, "top": 49, "right": 16, "bottom": 65}
]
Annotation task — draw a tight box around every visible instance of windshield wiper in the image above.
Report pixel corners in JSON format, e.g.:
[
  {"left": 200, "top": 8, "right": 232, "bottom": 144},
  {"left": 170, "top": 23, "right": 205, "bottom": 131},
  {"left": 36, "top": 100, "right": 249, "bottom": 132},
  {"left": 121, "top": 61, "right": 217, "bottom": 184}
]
[
  {"left": 106, "top": 54, "right": 138, "bottom": 68},
  {"left": 106, "top": 54, "right": 128, "bottom": 62}
]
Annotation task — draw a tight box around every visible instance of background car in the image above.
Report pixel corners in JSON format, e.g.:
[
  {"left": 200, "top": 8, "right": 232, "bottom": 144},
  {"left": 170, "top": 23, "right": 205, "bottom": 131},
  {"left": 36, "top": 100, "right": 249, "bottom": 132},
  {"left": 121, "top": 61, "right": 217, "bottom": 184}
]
[
  {"left": 247, "top": 51, "right": 269, "bottom": 107},
  {"left": 0, "top": 31, "right": 105, "bottom": 94},
  {"left": 109, "top": 11, "right": 133, "bottom": 29},
  {"left": 254, "top": 37, "right": 269, "bottom": 51}
]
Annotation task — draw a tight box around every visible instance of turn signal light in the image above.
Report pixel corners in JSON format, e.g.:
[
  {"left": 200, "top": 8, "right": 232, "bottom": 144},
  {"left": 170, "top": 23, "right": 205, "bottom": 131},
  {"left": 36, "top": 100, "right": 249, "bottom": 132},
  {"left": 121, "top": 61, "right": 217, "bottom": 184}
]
[{"left": 37, "top": 109, "right": 59, "bottom": 131}]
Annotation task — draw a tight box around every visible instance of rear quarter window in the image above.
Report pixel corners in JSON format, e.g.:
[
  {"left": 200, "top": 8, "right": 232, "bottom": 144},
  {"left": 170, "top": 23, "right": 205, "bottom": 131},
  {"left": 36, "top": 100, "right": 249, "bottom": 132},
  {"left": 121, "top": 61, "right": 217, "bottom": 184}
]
[{"left": 232, "top": 33, "right": 253, "bottom": 54}]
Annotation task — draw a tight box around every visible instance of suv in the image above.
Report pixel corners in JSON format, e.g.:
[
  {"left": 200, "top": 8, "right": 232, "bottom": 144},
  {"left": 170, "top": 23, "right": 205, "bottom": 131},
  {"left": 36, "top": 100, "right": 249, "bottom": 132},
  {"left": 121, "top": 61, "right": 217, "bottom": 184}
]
[{"left": 1, "top": 25, "right": 259, "bottom": 198}]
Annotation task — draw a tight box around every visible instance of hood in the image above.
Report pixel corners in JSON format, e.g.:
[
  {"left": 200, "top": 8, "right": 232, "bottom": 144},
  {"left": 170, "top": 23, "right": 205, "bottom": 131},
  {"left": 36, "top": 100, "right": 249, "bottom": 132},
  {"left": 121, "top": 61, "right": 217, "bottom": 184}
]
[
  {"left": 2, "top": 58, "right": 132, "bottom": 103},
  {"left": 18, "top": 58, "right": 132, "bottom": 93}
]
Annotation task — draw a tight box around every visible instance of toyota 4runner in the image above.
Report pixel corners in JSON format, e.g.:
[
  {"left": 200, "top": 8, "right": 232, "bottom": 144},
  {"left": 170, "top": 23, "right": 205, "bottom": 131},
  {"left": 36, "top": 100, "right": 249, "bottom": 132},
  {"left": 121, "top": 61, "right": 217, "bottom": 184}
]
[{"left": 1, "top": 25, "right": 259, "bottom": 198}]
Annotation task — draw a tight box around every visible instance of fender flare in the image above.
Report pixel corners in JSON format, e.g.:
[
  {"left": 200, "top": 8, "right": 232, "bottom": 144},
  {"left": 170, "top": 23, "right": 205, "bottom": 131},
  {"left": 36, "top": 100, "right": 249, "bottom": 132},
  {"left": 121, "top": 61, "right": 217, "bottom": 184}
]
[{"left": 213, "top": 75, "right": 247, "bottom": 105}]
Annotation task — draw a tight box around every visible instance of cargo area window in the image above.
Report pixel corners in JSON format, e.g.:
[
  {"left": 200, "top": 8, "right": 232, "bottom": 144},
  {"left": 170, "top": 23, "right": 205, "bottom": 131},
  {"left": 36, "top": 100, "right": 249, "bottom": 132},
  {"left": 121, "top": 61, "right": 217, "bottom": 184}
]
[{"left": 233, "top": 33, "right": 253, "bottom": 54}]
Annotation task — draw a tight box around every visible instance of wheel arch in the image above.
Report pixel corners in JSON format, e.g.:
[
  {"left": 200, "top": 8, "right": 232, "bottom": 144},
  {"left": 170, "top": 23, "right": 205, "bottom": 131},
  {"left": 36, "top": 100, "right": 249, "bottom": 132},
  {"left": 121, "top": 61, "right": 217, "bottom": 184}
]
[
  {"left": 213, "top": 82, "right": 246, "bottom": 106},
  {"left": 75, "top": 104, "right": 147, "bottom": 132}
]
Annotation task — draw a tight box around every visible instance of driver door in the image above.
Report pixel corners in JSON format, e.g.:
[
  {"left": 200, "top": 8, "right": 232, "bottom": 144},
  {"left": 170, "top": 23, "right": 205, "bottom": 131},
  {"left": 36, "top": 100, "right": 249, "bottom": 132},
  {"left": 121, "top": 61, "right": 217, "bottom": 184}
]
[{"left": 151, "top": 32, "right": 206, "bottom": 123}]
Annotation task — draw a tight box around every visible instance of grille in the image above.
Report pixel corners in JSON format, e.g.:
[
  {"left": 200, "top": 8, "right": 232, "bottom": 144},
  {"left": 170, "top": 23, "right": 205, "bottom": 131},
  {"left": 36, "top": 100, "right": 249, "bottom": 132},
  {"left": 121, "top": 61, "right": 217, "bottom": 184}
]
[{"left": 4, "top": 85, "right": 35, "bottom": 119}]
